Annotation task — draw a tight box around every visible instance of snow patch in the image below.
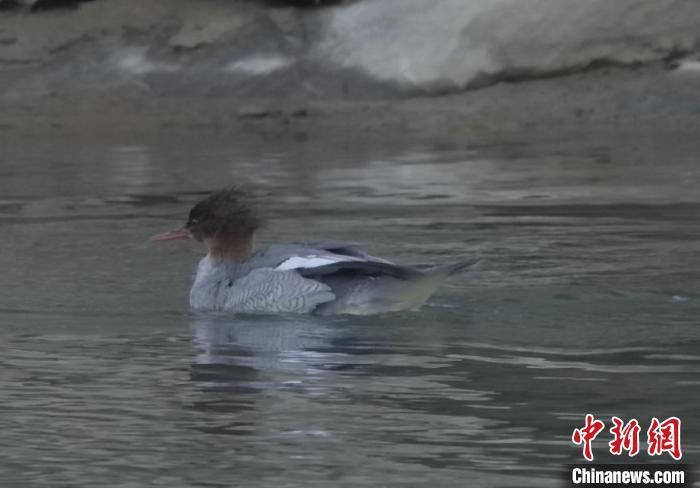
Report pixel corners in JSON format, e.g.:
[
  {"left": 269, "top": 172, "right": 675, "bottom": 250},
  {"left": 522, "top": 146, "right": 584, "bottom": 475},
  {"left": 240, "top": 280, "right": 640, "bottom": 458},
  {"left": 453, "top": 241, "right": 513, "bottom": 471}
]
[
  {"left": 226, "top": 55, "right": 294, "bottom": 75},
  {"left": 674, "top": 60, "right": 700, "bottom": 73},
  {"left": 114, "top": 48, "right": 179, "bottom": 75}
]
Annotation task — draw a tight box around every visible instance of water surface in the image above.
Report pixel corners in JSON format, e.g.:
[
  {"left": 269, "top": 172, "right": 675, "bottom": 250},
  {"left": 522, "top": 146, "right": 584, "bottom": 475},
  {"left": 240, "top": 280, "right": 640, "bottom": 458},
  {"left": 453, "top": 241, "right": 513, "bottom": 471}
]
[{"left": 1, "top": 131, "right": 698, "bottom": 487}]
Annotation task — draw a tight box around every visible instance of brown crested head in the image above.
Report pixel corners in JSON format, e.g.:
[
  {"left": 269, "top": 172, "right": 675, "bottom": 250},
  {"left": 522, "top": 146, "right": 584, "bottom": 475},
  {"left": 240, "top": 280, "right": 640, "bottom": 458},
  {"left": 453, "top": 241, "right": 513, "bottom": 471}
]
[
  {"left": 151, "top": 187, "right": 261, "bottom": 260},
  {"left": 185, "top": 187, "right": 261, "bottom": 245}
]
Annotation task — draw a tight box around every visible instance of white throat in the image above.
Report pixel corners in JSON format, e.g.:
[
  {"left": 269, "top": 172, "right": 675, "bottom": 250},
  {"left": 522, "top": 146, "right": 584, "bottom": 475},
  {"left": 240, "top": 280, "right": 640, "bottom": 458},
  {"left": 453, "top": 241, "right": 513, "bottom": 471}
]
[{"left": 189, "top": 254, "right": 228, "bottom": 310}]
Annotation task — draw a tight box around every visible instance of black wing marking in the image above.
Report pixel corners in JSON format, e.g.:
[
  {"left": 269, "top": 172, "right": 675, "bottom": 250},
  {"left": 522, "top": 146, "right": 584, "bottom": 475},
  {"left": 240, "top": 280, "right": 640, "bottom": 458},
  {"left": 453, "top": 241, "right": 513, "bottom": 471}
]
[{"left": 297, "top": 260, "right": 423, "bottom": 280}]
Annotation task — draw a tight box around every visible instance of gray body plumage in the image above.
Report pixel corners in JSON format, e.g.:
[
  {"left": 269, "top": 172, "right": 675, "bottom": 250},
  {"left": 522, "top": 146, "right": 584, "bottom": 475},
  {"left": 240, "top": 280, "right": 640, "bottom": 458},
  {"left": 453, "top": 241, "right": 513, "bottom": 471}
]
[{"left": 189, "top": 241, "right": 478, "bottom": 315}]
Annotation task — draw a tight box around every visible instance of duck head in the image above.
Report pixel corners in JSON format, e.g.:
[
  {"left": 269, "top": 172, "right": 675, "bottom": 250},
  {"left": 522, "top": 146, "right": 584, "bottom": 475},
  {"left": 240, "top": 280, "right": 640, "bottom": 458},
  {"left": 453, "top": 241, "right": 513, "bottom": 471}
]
[{"left": 151, "top": 187, "right": 261, "bottom": 260}]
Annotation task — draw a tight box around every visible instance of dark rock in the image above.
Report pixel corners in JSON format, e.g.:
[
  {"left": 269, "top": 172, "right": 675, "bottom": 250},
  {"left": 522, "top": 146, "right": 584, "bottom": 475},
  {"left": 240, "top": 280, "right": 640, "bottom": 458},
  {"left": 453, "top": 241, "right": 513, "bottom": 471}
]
[
  {"left": 289, "top": 108, "right": 309, "bottom": 117},
  {"left": 237, "top": 105, "right": 282, "bottom": 119}
]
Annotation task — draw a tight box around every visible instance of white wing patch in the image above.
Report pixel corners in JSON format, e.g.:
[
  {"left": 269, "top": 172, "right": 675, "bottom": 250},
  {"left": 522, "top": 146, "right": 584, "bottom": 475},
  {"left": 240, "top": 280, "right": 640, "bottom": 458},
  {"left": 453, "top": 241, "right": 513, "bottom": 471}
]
[{"left": 275, "top": 254, "right": 363, "bottom": 271}]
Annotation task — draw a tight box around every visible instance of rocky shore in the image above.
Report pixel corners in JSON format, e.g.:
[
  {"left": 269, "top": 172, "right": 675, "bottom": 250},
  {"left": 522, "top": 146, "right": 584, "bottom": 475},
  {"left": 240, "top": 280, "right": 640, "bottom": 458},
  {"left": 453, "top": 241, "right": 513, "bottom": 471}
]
[{"left": 1, "top": 0, "right": 700, "bottom": 140}]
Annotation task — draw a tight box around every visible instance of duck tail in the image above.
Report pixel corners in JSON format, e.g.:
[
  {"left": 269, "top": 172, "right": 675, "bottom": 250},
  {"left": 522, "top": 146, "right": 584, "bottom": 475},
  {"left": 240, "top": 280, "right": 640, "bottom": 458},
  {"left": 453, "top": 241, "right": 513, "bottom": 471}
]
[{"left": 389, "top": 257, "right": 480, "bottom": 312}]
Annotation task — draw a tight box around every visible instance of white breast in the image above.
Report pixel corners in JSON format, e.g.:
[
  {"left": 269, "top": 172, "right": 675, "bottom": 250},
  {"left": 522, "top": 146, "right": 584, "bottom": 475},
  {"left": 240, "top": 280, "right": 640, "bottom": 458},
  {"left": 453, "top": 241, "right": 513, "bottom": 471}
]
[{"left": 189, "top": 255, "right": 227, "bottom": 310}]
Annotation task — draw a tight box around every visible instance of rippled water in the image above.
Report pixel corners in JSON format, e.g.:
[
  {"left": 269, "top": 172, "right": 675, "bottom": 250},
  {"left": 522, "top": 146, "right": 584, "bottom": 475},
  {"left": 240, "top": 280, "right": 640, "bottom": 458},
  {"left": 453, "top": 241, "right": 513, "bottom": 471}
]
[{"left": 1, "top": 131, "right": 698, "bottom": 487}]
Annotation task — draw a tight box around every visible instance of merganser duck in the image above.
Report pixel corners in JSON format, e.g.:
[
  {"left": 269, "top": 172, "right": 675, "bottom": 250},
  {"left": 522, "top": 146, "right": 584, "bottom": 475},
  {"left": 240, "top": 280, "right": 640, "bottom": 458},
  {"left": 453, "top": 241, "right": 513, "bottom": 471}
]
[{"left": 151, "top": 188, "right": 479, "bottom": 315}]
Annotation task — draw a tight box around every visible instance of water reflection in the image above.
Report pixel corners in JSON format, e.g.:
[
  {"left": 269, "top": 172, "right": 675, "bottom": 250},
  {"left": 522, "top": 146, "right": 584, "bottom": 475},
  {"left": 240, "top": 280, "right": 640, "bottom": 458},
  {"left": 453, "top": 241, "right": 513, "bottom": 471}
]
[{"left": 186, "top": 313, "right": 532, "bottom": 473}]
